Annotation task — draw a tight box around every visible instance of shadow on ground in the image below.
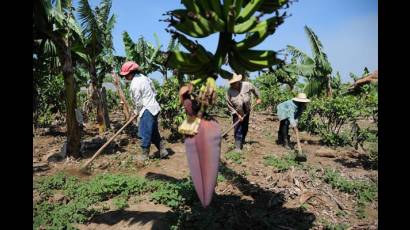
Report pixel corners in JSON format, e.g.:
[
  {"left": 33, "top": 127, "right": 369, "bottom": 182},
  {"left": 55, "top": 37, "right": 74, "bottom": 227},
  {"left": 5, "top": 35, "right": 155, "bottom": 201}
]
[
  {"left": 334, "top": 153, "right": 377, "bottom": 170},
  {"left": 87, "top": 161, "right": 316, "bottom": 229}
]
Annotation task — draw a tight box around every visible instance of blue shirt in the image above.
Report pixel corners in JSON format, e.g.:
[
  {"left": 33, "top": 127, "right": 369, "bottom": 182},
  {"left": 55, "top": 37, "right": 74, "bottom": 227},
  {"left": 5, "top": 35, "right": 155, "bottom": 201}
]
[{"left": 277, "top": 100, "right": 303, "bottom": 127}]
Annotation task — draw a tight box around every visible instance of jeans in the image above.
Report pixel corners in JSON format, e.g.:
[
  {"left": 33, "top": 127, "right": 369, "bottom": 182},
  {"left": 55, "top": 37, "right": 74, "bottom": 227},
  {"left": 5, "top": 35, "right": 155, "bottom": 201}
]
[
  {"left": 138, "top": 110, "right": 161, "bottom": 149},
  {"left": 278, "top": 119, "right": 290, "bottom": 145},
  {"left": 233, "top": 113, "right": 250, "bottom": 144}
]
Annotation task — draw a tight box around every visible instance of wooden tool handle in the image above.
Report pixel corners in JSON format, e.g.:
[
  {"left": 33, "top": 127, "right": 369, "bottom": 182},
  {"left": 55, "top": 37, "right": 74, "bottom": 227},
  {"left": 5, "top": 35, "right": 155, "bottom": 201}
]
[
  {"left": 81, "top": 113, "right": 138, "bottom": 169},
  {"left": 294, "top": 127, "right": 302, "bottom": 153},
  {"left": 222, "top": 103, "right": 257, "bottom": 137}
]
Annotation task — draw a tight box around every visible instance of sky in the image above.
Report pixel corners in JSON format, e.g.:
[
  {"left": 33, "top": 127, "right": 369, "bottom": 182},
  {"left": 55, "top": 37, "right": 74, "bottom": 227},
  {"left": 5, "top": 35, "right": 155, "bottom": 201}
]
[{"left": 83, "top": 0, "right": 378, "bottom": 86}]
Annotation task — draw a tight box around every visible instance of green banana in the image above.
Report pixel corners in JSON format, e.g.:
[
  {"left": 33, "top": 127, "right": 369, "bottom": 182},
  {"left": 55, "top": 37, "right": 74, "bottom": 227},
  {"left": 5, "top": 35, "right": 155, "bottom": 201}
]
[
  {"left": 236, "top": 0, "right": 264, "bottom": 23},
  {"left": 208, "top": 11, "right": 226, "bottom": 32},
  {"left": 235, "top": 22, "right": 273, "bottom": 50},
  {"left": 228, "top": 53, "right": 248, "bottom": 73},
  {"left": 210, "top": 0, "right": 223, "bottom": 19},
  {"left": 235, "top": 49, "right": 280, "bottom": 70},
  {"left": 232, "top": 54, "right": 261, "bottom": 72},
  {"left": 238, "top": 49, "right": 277, "bottom": 60},
  {"left": 234, "top": 0, "right": 244, "bottom": 18},
  {"left": 259, "top": 0, "right": 288, "bottom": 14},
  {"left": 168, "top": 9, "right": 188, "bottom": 19},
  {"left": 233, "top": 16, "right": 258, "bottom": 34},
  {"left": 198, "top": 0, "right": 212, "bottom": 14},
  {"left": 219, "top": 68, "right": 233, "bottom": 79},
  {"left": 173, "top": 20, "right": 209, "bottom": 38},
  {"left": 181, "top": 0, "right": 201, "bottom": 14},
  {"left": 177, "top": 33, "right": 211, "bottom": 63},
  {"left": 176, "top": 33, "right": 211, "bottom": 64},
  {"left": 248, "top": 15, "right": 282, "bottom": 33},
  {"left": 192, "top": 13, "right": 215, "bottom": 35}
]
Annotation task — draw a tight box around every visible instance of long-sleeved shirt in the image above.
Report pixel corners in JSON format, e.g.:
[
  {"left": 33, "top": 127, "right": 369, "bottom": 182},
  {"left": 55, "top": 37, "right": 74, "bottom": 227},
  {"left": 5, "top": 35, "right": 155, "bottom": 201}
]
[
  {"left": 129, "top": 73, "right": 161, "bottom": 118},
  {"left": 276, "top": 99, "right": 303, "bottom": 127},
  {"left": 226, "top": 81, "right": 260, "bottom": 115}
]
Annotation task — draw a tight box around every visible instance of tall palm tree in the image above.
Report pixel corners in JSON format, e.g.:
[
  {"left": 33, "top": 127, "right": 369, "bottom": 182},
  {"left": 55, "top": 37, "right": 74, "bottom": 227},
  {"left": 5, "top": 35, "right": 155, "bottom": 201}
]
[
  {"left": 78, "top": 0, "right": 116, "bottom": 133},
  {"left": 286, "top": 25, "right": 333, "bottom": 97},
  {"left": 34, "top": 0, "right": 83, "bottom": 157}
]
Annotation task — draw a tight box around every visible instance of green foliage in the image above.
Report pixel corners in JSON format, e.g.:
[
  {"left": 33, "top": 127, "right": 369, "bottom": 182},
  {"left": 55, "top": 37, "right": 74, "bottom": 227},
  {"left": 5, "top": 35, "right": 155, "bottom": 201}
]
[
  {"left": 150, "top": 179, "right": 195, "bottom": 208},
  {"left": 323, "top": 169, "right": 377, "bottom": 204},
  {"left": 208, "top": 86, "right": 229, "bottom": 116},
  {"left": 217, "top": 174, "right": 226, "bottom": 182},
  {"left": 104, "top": 89, "right": 120, "bottom": 110},
  {"left": 299, "top": 95, "right": 378, "bottom": 147},
  {"left": 263, "top": 153, "right": 299, "bottom": 171},
  {"left": 225, "top": 151, "right": 244, "bottom": 164},
  {"left": 34, "top": 74, "right": 66, "bottom": 126},
  {"left": 253, "top": 72, "right": 294, "bottom": 113},
  {"left": 112, "top": 196, "right": 129, "bottom": 210},
  {"left": 156, "top": 77, "right": 185, "bottom": 140}
]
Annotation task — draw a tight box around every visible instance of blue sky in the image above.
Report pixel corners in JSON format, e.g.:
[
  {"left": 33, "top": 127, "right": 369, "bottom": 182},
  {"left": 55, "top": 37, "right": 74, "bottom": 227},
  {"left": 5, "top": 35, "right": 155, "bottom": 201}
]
[{"left": 84, "top": 0, "right": 378, "bottom": 86}]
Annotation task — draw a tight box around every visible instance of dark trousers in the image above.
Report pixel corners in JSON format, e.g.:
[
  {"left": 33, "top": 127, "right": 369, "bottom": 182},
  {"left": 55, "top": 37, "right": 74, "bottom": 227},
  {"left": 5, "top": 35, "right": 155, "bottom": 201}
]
[
  {"left": 233, "top": 113, "right": 250, "bottom": 144},
  {"left": 138, "top": 110, "right": 161, "bottom": 149},
  {"left": 278, "top": 119, "right": 290, "bottom": 146}
]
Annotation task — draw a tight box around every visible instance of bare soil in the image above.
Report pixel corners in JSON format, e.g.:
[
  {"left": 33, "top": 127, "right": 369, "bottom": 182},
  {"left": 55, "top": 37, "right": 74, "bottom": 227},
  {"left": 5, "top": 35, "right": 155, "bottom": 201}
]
[{"left": 33, "top": 110, "right": 378, "bottom": 229}]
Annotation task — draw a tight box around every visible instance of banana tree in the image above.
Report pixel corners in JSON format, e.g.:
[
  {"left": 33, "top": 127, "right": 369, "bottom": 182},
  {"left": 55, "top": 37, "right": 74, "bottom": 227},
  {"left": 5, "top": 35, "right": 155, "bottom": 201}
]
[
  {"left": 77, "top": 0, "right": 116, "bottom": 134},
  {"left": 163, "top": 0, "right": 293, "bottom": 112},
  {"left": 122, "top": 32, "right": 164, "bottom": 76},
  {"left": 286, "top": 25, "right": 333, "bottom": 97},
  {"left": 34, "top": 0, "right": 83, "bottom": 157}
]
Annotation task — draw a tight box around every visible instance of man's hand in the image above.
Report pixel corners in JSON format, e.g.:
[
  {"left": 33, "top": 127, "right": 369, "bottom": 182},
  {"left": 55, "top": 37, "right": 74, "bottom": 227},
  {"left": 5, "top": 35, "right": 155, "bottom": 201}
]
[
  {"left": 237, "top": 113, "right": 244, "bottom": 121},
  {"left": 256, "top": 98, "right": 262, "bottom": 105}
]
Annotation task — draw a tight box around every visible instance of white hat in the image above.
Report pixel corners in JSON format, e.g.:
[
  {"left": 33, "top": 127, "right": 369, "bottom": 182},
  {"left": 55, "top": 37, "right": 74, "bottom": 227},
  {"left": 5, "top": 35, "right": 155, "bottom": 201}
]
[
  {"left": 292, "top": 93, "right": 310, "bottom": 103},
  {"left": 229, "top": 73, "right": 242, "bottom": 84}
]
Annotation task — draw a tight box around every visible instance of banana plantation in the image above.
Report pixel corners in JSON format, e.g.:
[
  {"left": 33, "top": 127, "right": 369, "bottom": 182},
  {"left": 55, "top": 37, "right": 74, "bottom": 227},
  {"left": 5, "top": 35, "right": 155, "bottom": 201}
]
[{"left": 33, "top": 0, "right": 378, "bottom": 229}]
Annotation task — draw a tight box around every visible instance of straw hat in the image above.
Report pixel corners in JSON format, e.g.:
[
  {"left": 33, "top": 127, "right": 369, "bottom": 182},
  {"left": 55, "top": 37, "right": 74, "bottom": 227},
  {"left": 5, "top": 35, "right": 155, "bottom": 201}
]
[
  {"left": 229, "top": 73, "right": 242, "bottom": 84},
  {"left": 292, "top": 93, "right": 310, "bottom": 103}
]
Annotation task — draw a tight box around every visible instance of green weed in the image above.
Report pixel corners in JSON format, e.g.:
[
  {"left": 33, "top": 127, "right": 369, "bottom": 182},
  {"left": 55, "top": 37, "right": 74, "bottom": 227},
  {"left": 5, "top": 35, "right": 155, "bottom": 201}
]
[
  {"left": 225, "top": 151, "right": 244, "bottom": 164},
  {"left": 263, "top": 153, "right": 299, "bottom": 171}
]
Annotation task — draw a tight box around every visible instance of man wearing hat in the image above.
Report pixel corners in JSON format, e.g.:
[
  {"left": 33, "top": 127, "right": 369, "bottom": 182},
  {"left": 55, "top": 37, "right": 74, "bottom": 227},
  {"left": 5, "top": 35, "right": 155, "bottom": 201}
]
[
  {"left": 276, "top": 93, "right": 310, "bottom": 149},
  {"left": 226, "top": 73, "right": 262, "bottom": 151},
  {"left": 119, "top": 61, "right": 168, "bottom": 161}
]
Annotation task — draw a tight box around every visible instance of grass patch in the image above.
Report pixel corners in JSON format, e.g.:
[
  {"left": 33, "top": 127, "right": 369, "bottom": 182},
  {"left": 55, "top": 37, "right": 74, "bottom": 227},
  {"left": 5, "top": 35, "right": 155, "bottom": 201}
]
[
  {"left": 225, "top": 151, "right": 244, "bottom": 164},
  {"left": 217, "top": 174, "right": 226, "bottom": 182},
  {"left": 322, "top": 168, "right": 377, "bottom": 219},
  {"left": 323, "top": 169, "right": 377, "bottom": 204},
  {"left": 322, "top": 221, "right": 350, "bottom": 230},
  {"left": 263, "top": 153, "right": 300, "bottom": 171},
  {"left": 33, "top": 172, "right": 196, "bottom": 229}
]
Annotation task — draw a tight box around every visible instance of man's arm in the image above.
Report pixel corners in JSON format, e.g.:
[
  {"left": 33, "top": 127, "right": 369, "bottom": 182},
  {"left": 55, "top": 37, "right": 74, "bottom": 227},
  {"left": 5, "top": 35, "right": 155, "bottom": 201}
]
[
  {"left": 249, "top": 83, "right": 262, "bottom": 104},
  {"left": 225, "top": 92, "right": 243, "bottom": 120}
]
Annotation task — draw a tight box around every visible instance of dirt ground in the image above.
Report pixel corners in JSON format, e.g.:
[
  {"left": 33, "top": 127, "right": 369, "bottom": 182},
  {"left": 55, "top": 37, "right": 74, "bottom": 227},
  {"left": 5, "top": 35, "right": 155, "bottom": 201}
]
[{"left": 33, "top": 110, "right": 378, "bottom": 229}]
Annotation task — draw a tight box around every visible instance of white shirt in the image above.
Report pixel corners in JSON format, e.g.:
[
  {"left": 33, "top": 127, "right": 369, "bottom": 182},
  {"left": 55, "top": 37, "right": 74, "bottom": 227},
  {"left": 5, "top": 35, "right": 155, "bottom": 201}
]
[{"left": 129, "top": 74, "right": 161, "bottom": 118}]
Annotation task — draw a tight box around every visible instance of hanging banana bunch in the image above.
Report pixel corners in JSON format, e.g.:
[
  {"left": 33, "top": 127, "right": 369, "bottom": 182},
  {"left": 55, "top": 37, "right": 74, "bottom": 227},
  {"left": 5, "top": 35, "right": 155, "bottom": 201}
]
[{"left": 164, "top": 0, "right": 293, "bottom": 109}]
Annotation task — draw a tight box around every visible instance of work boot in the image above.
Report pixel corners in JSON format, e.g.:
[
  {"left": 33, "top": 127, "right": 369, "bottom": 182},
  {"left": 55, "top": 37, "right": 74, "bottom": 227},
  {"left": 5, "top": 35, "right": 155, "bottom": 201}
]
[
  {"left": 158, "top": 140, "right": 169, "bottom": 158},
  {"left": 234, "top": 140, "right": 242, "bottom": 152},
  {"left": 283, "top": 138, "right": 291, "bottom": 150},
  {"left": 136, "top": 147, "right": 149, "bottom": 161}
]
